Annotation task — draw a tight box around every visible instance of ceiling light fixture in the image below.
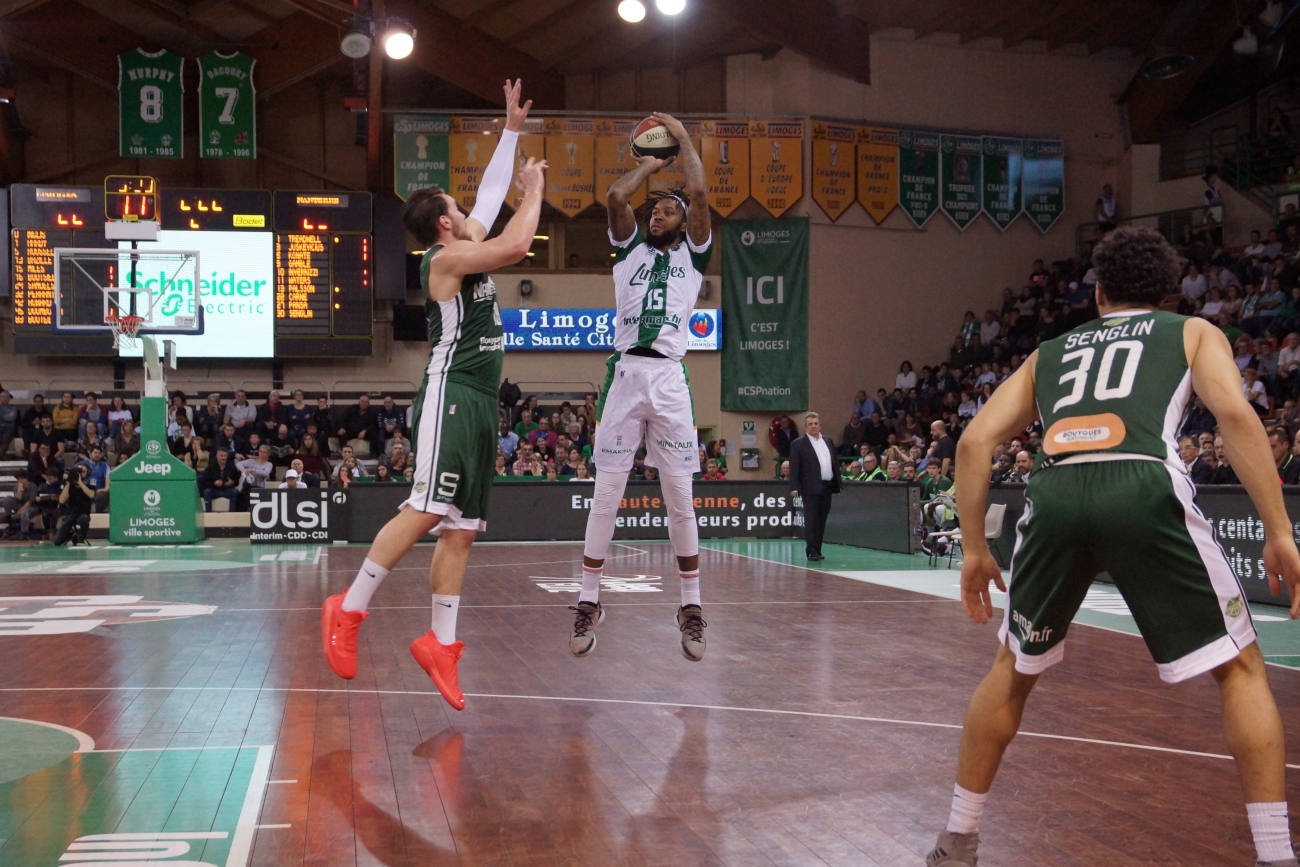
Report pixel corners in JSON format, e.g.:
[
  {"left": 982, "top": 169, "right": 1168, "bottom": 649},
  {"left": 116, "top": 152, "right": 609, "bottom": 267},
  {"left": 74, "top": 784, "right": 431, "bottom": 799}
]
[
  {"left": 618, "top": 0, "right": 646, "bottom": 22},
  {"left": 1233, "top": 25, "right": 1260, "bottom": 55},
  {"left": 1260, "top": 0, "right": 1283, "bottom": 30},
  {"left": 656, "top": 0, "right": 686, "bottom": 14},
  {"left": 383, "top": 19, "right": 416, "bottom": 59},
  {"left": 340, "top": 20, "right": 372, "bottom": 58}
]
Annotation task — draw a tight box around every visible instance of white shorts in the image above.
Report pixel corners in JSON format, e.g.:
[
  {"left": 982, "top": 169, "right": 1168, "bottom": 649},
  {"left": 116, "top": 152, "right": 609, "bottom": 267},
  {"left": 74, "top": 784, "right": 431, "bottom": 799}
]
[{"left": 595, "top": 353, "right": 698, "bottom": 477}]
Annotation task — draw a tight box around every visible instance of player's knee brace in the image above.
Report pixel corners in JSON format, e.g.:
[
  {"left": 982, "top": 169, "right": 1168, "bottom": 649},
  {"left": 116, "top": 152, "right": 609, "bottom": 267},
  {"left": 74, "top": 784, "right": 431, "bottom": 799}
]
[
  {"left": 658, "top": 472, "right": 698, "bottom": 558},
  {"left": 582, "top": 470, "right": 629, "bottom": 562}
]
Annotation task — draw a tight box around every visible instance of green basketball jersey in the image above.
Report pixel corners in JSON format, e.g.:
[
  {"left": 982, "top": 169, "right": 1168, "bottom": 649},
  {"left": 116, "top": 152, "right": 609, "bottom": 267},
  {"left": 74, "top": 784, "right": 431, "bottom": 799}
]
[
  {"left": 1035, "top": 309, "right": 1190, "bottom": 464},
  {"left": 119, "top": 49, "right": 184, "bottom": 159},
  {"left": 419, "top": 246, "right": 504, "bottom": 394},
  {"left": 198, "top": 51, "right": 256, "bottom": 159}
]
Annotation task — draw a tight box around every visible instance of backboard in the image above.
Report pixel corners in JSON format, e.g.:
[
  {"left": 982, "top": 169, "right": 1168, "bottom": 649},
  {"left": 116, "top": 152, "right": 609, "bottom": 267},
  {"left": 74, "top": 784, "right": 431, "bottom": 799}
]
[{"left": 52, "top": 247, "right": 204, "bottom": 346}]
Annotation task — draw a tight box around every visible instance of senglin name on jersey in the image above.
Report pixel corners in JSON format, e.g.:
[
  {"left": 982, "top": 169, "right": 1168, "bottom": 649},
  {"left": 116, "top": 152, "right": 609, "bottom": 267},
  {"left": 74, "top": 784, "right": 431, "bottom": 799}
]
[{"left": 1061, "top": 317, "right": 1155, "bottom": 350}]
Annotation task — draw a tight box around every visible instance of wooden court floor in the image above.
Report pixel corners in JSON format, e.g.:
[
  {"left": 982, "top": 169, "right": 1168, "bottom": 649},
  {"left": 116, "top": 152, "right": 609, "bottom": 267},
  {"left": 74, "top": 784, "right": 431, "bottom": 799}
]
[{"left": 0, "top": 540, "right": 1297, "bottom": 866}]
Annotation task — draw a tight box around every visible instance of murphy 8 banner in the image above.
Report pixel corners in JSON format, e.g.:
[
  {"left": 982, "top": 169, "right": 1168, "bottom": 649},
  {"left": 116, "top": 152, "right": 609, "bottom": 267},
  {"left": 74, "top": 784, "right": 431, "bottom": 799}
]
[{"left": 721, "top": 219, "right": 809, "bottom": 411}]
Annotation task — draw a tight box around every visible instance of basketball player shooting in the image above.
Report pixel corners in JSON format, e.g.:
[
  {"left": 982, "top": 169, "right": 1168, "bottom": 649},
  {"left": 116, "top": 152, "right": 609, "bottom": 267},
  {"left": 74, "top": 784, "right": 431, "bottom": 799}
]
[
  {"left": 321, "top": 80, "right": 545, "bottom": 711},
  {"left": 569, "top": 113, "right": 713, "bottom": 660}
]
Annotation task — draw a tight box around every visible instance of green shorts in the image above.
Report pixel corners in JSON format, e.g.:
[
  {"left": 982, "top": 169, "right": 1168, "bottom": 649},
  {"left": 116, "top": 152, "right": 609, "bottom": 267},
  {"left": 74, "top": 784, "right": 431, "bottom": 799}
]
[
  {"left": 1002, "top": 454, "right": 1256, "bottom": 683},
  {"left": 405, "top": 375, "right": 497, "bottom": 533}
]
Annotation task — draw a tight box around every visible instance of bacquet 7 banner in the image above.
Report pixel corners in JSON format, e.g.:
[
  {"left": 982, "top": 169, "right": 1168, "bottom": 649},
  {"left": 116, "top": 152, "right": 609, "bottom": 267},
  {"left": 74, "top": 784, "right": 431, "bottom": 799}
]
[
  {"left": 981, "top": 136, "right": 1023, "bottom": 231},
  {"left": 940, "top": 134, "right": 983, "bottom": 230},
  {"left": 897, "top": 129, "right": 940, "bottom": 227},
  {"left": 721, "top": 219, "right": 809, "bottom": 412},
  {"left": 1022, "top": 138, "right": 1066, "bottom": 232}
]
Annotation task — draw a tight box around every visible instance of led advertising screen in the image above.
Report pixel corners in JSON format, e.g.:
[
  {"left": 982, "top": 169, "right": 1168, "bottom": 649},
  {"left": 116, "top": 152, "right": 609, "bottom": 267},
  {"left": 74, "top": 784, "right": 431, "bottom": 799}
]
[
  {"left": 500, "top": 308, "right": 721, "bottom": 351},
  {"left": 118, "top": 230, "right": 275, "bottom": 358}
]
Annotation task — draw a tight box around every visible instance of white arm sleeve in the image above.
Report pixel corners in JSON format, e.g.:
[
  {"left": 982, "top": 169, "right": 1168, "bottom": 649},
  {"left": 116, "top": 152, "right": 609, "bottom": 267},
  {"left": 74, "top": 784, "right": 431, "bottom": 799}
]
[{"left": 467, "top": 129, "right": 519, "bottom": 233}]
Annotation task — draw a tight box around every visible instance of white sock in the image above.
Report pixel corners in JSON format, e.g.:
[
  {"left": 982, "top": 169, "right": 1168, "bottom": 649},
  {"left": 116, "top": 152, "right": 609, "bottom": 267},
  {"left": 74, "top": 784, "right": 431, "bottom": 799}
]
[
  {"left": 1247, "top": 802, "right": 1295, "bottom": 863},
  {"left": 946, "top": 784, "right": 988, "bottom": 835},
  {"left": 431, "top": 594, "right": 460, "bottom": 645},
  {"left": 342, "top": 558, "right": 388, "bottom": 612},
  {"left": 579, "top": 566, "right": 602, "bottom": 605},
  {"left": 680, "top": 570, "right": 701, "bottom": 608}
]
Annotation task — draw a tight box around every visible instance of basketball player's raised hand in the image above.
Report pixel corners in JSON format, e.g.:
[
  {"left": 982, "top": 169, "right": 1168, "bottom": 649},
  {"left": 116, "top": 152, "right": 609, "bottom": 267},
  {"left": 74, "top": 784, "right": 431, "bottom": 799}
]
[
  {"left": 652, "top": 112, "right": 690, "bottom": 145},
  {"left": 959, "top": 549, "right": 1006, "bottom": 624},
  {"left": 1262, "top": 535, "right": 1300, "bottom": 619},
  {"left": 503, "top": 79, "right": 532, "bottom": 133},
  {"left": 515, "top": 157, "right": 547, "bottom": 194},
  {"left": 635, "top": 154, "right": 675, "bottom": 174}
]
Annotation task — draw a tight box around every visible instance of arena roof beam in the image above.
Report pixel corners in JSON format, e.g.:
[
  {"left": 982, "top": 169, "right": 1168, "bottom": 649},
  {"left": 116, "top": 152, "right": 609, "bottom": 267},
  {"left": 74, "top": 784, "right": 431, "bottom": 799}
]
[
  {"left": 958, "top": 0, "right": 1037, "bottom": 44},
  {"left": 999, "top": 0, "right": 1088, "bottom": 48},
  {"left": 245, "top": 12, "right": 349, "bottom": 97},
  {"left": 698, "top": 0, "right": 872, "bottom": 84},
  {"left": 122, "top": 0, "right": 233, "bottom": 44}
]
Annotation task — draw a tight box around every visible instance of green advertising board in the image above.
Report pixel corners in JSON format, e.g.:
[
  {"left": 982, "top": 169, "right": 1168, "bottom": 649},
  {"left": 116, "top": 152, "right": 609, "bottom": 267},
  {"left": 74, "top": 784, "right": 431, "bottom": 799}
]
[
  {"left": 394, "top": 115, "right": 451, "bottom": 201},
  {"left": 118, "top": 49, "right": 184, "bottom": 159},
  {"left": 940, "top": 134, "right": 983, "bottom": 230},
  {"left": 109, "top": 395, "right": 204, "bottom": 544},
  {"left": 981, "top": 136, "right": 1023, "bottom": 231},
  {"left": 198, "top": 50, "right": 256, "bottom": 159},
  {"left": 1022, "top": 138, "right": 1065, "bottom": 232},
  {"left": 721, "top": 219, "right": 809, "bottom": 412},
  {"left": 897, "top": 130, "right": 940, "bottom": 228}
]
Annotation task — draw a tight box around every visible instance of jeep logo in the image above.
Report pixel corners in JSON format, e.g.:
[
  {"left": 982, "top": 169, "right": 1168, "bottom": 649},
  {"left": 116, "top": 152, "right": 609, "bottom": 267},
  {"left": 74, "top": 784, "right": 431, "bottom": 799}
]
[{"left": 134, "top": 463, "right": 173, "bottom": 475}]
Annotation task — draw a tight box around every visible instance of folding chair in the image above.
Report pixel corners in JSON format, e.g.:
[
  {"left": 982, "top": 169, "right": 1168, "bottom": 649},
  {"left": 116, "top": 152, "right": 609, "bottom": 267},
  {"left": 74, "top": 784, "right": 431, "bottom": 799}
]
[{"left": 948, "top": 503, "right": 1009, "bottom": 568}]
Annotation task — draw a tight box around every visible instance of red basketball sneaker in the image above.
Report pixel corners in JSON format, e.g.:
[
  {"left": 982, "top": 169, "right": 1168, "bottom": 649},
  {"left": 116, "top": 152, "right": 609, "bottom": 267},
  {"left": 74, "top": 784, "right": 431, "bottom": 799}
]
[
  {"left": 410, "top": 631, "right": 465, "bottom": 711},
  {"left": 321, "top": 593, "right": 367, "bottom": 679}
]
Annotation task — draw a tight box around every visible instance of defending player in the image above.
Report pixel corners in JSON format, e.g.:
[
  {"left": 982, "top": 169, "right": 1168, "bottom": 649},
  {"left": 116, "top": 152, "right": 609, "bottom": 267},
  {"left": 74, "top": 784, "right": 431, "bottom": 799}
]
[
  {"left": 321, "top": 81, "right": 545, "bottom": 711},
  {"left": 926, "top": 227, "right": 1300, "bottom": 867},
  {"left": 569, "top": 113, "right": 712, "bottom": 660}
]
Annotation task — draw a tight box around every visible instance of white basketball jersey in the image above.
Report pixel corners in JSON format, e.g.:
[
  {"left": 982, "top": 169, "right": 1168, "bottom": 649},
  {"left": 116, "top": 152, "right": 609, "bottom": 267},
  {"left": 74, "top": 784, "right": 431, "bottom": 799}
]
[{"left": 609, "top": 225, "right": 712, "bottom": 360}]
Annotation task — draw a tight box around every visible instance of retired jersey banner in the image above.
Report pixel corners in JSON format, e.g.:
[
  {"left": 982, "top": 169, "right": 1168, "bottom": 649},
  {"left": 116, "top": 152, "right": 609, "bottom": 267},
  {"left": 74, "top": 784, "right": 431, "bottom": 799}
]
[
  {"left": 811, "top": 122, "right": 855, "bottom": 221},
  {"left": 700, "top": 120, "right": 750, "bottom": 217},
  {"left": 508, "top": 117, "right": 546, "bottom": 212},
  {"left": 448, "top": 116, "right": 499, "bottom": 211},
  {"left": 119, "top": 49, "right": 184, "bottom": 158},
  {"left": 856, "top": 126, "right": 898, "bottom": 224},
  {"left": 750, "top": 120, "right": 804, "bottom": 217},
  {"left": 898, "top": 130, "right": 940, "bottom": 227},
  {"left": 648, "top": 121, "right": 702, "bottom": 199},
  {"left": 981, "top": 136, "right": 1023, "bottom": 231},
  {"left": 595, "top": 118, "right": 646, "bottom": 210},
  {"left": 1023, "top": 138, "right": 1065, "bottom": 232},
  {"left": 940, "top": 134, "right": 982, "bottom": 230},
  {"left": 393, "top": 115, "right": 450, "bottom": 201},
  {"left": 721, "top": 219, "right": 809, "bottom": 412},
  {"left": 198, "top": 50, "right": 255, "bottom": 159},
  {"left": 544, "top": 118, "right": 595, "bottom": 216}
]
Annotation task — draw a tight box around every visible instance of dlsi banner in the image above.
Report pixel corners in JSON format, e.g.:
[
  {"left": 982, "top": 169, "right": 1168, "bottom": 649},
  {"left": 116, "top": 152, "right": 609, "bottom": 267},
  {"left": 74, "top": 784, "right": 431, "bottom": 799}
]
[
  {"left": 721, "top": 219, "right": 809, "bottom": 412},
  {"left": 750, "top": 121, "right": 804, "bottom": 217},
  {"left": 811, "top": 122, "right": 855, "bottom": 221},
  {"left": 1022, "top": 139, "right": 1065, "bottom": 232},
  {"left": 595, "top": 118, "right": 646, "bottom": 210},
  {"left": 898, "top": 130, "right": 940, "bottom": 227},
  {"left": 700, "top": 120, "right": 750, "bottom": 217},
  {"left": 544, "top": 118, "right": 595, "bottom": 216},
  {"left": 393, "top": 115, "right": 450, "bottom": 201},
  {"left": 856, "top": 126, "right": 898, "bottom": 224},
  {"left": 940, "top": 134, "right": 982, "bottom": 230},
  {"left": 981, "top": 136, "right": 1023, "bottom": 231}
]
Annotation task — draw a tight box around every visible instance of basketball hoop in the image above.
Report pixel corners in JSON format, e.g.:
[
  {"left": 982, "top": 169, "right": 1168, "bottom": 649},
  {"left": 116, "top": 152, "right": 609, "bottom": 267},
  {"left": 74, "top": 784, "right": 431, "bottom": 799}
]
[{"left": 106, "top": 311, "right": 145, "bottom": 350}]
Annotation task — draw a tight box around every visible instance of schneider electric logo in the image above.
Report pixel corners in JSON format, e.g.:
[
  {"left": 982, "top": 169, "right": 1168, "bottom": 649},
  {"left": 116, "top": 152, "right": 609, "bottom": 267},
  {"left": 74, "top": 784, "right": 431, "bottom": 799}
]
[{"left": 143, "top": 490, "right": 160, "bottom": 507}]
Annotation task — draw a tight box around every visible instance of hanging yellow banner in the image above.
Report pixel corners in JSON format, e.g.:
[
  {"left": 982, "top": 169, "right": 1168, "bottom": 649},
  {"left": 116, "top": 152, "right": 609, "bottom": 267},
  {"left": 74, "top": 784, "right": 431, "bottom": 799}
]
[
  {"left": 700, "top": 120, "right": 750, "bottom": 217},
  {"left": 647, "top": 120, "right": 702, "bottom": 201},
  {"left": 750, "top": 120, "right": 804, "bottom": 216},
  {"left": 506, "top": 117, "right": 546, "bottom": 213},
  {"left": 448, "top": 116, "right": 499, "bottom": 212},
  {"left": 543, "top": 118, "right": 595, "bottom": 217},
  {"left": 594, "top": 118, "right": 646, "bottom": 210},
  {"left": 811, "top": 122, "right": 855, "bottom": 221},
  {"left": 856, "top": 126, "right": 898, "bottom": 224}
]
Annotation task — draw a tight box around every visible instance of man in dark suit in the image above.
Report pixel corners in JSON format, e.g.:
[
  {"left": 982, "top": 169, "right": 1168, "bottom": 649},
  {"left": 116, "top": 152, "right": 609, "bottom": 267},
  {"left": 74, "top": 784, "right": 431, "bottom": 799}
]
[
  {"left": 1179, "top": 435, "right": 1215, "bottom": 485},
  {"left": 788, "top": 412, "right": 841, "bottom": 561}
]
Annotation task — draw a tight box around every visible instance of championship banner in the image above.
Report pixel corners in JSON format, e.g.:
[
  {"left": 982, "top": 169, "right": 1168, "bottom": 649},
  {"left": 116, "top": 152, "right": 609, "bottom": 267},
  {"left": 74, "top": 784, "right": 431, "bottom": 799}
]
[
  {"left": 981, "top": 136, "right": 1023, "bottom": 231},
  {"left": 749, "top": 120, "right": 804, "bottom": 217},
  {"left": 393, "top": 115, "right": 450, "bottom": 201},
  {"left": 1022, "top": 138, "right": 1065, "bottom": 232},
  {"left": 898, "top": 130, "right": 940, "bottom": 227},
  {"left": 507, "top": 117, "right": 546, "bottom": 212},
  {"left": 595, "top": 118, "right": 646, "bottom": 210},
  {"left": 544, "top": 118, "right": 595, "bottom": 217},
  {"left": 448, "top": 116, "right": 499, "bottom": 212},
  {"left": 856, "top": 126, "right": 898, "bottom": 224},
  {"left": 700, "top": 120, "right": 750, "bottom": 217},
  {"left": 118, "top": 48, "right": 184, "bottom": 158},
  {"left": 811, "top": 122, "right": 855, "bottom": 221},
  {"left": 939, "top": 134, "right": 982, "bottom": 230},
  {"left": 647, "top": 121, "right": 702, "bottom": 199},
  {"left": 198, "top": 51, "right": 255, "bottom": 159},
  {"left": 721, "top": 219, "right": 809, "bottom": 412}
]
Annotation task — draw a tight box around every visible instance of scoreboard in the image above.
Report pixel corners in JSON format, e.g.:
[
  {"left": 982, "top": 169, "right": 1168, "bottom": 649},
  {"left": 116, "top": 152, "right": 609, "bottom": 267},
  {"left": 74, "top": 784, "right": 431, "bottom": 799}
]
[{"left": 7, "top": 183, "right": 373, "bottom": 357}]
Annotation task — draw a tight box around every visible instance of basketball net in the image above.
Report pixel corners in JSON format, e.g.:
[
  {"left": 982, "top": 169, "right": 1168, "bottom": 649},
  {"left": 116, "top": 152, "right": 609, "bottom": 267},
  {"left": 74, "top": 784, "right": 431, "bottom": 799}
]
[{"left": 106, "top": 311, "right": 145, "bottom": 351}]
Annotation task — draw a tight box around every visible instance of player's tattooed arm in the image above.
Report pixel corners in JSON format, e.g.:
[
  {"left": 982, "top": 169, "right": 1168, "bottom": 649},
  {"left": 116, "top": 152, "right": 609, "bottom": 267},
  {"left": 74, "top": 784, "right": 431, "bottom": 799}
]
[
  {"left": 654, "top": 112, "right": 709, "bottom": 246},
  {"left": 607, "top": 155, "right": 670, "bottom": 243}
]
